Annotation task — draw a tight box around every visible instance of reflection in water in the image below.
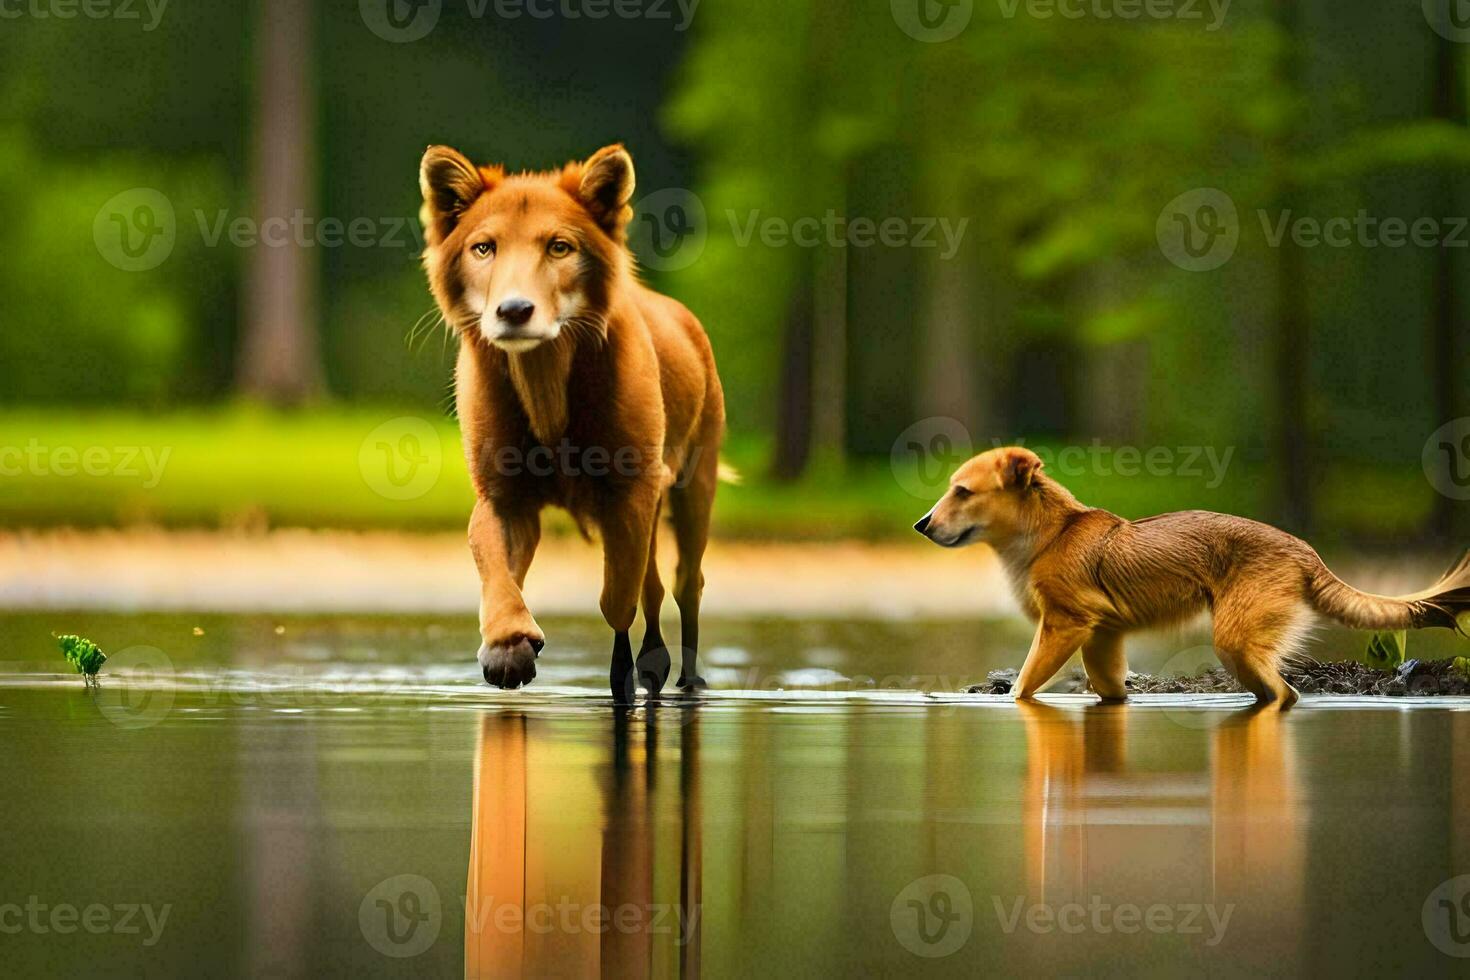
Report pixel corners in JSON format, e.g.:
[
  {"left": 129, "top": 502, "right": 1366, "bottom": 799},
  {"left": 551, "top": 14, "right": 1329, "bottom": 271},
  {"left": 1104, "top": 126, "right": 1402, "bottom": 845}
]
[
  {"left": 465, "top": 707, "right": 703, "bottom": 978},
  {"left": 3, "top": 674, "right": 1469, "bottom": 977},
  {"left": 1016, "top": 702, "right": 1304, "bottom": 972}
]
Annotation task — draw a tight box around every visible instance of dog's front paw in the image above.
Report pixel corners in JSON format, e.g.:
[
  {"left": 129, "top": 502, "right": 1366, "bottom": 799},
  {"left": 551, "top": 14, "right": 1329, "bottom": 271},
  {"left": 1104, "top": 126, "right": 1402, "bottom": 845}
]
[
  {"left": 675, "top": 673, "right": 708, "bottom": 691},
  {"left": 479, "top": 634, "right": 543, "bottom": 690}
]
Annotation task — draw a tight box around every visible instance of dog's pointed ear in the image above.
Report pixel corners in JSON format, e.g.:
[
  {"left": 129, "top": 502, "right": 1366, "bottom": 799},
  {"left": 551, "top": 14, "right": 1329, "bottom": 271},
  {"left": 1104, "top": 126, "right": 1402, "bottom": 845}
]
[
  {"left": 1001, "top": 447, "right": 1044, "bottom": 490},
  {"left": 420, "top": 146, "right": 486, "bottom": 241},
  {"left": 577, "top": 144, "right": 635, "bottom": 237}
]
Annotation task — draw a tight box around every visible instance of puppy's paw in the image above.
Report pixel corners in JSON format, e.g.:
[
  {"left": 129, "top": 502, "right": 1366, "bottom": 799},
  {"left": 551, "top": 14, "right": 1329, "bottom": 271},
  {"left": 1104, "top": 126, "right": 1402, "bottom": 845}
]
[
  {"left": 675, "top": 673, "right": 708, "bottom": 691},
  {"left": 479, "top": 634, "right": 542, "bottom": 690}
]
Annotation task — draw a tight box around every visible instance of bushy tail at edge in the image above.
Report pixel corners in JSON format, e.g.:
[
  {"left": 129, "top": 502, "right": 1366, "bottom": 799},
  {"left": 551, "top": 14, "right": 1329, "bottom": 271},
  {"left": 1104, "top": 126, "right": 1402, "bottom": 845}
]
[{"left": 1308, "top": 548, "right": 1470, "bottom": 634}]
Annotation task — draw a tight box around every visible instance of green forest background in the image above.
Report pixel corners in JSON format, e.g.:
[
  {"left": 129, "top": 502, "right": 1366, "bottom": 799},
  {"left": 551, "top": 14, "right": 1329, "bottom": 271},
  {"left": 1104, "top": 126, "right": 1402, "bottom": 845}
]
[{"left": 0, "top": 0, "right": 1466, "bottom": 544}]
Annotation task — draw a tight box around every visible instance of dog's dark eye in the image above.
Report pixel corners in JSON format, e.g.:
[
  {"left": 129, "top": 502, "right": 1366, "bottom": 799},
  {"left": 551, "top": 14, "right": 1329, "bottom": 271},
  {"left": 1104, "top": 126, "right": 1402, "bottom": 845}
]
[
  {"left": 547, "top": 239, "right": 574, "bottom": 258},
  {"left": 471, "top": 241, "right": 495, "bottom": 258},
  {"left": 951, "top": 486, "right": 972, "bottom": 500}
]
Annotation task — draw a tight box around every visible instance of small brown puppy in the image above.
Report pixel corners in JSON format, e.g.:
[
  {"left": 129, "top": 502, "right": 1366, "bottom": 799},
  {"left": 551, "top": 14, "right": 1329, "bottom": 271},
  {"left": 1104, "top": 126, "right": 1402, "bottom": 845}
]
[
  {"left": 419, "top": 143, "right": 726, "bottom": 704},
  {"left": 915, "top": 447, "right": 1470, "bottom": 706}
]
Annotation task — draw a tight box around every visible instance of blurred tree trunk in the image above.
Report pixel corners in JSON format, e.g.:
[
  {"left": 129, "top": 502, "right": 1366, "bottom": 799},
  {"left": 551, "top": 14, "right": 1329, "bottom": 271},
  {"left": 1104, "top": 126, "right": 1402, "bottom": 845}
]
[
  {"left": 770, "top": 251, "right": 815, "bottom": 481},
  {"left": 914, "top": 182, "right": 977, "bottom": 430},
  {"left": 1431, "top": 36, "right": 1467, "bottom": 540},
  {"left": 238, "top": 0, "right": 322, "bottom": 404},
  {"left": 1273, "top": 0, "right": 1311, "bottom": 534},
  {"left": 1079, "top": 262, "right": 1144, "bottom": 445},
  {"left": 809, "top": 175, "right": 849, "bottom": 463}
]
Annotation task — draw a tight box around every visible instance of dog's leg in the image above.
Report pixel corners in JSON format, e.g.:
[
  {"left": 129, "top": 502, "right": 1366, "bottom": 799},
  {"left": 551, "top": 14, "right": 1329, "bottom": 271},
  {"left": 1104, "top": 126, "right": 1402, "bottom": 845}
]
[
  {"left": 636, "top": 500, "right": 672, "bottom": 695},
  {"left": 469, "top": 498, "right": 543, "bottom": 689},
  {"left": 600, "top": 488, "right": 660, "bottom": 705},
  {"left": 669, "top": 450, "right": 717, "bottom": 690},
  {"left": 1015, "top": 617, "right": 1093, "bottom": 700},
  {"left": 1212, "top": 591, "right": 1304, "bottom": 708},
  {"left": 1081, "top": 630, "right": 1129, "bottom": 701}
]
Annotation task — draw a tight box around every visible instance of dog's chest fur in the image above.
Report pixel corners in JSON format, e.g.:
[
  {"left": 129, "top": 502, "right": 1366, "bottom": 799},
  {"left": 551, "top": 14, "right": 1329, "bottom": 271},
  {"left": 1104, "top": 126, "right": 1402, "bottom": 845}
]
[{"left": 505, "top": 344, "right": 574, "bottom": 444}]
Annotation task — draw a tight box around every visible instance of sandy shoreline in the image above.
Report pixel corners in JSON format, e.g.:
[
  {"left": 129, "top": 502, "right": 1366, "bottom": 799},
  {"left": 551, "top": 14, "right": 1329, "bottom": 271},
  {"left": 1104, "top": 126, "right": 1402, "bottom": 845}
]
[
  {"left": 0, "top": 529, "right": 1018, "bottom": 619},
  {"left": 0, "top": 529, "right": 1453, "bottom": 621}
]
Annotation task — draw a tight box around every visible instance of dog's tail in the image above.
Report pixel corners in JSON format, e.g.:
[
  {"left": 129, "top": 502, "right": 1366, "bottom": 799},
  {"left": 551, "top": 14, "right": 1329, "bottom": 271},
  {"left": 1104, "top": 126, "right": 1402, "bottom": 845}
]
[{"left": 1307, "top": 548, "right": 1470, "bottom": 634}]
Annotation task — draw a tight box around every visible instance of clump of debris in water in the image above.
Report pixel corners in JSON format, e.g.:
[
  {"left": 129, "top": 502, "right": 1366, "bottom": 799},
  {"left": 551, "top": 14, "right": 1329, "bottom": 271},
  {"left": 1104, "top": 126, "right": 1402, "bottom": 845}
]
[{"left": 970, "top": 657, "right": 1470, "bottom": 697}]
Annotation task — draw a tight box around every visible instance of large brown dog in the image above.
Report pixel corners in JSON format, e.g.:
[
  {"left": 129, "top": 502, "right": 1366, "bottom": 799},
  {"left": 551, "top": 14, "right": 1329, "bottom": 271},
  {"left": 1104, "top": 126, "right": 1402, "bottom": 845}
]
[
  {"left": 419, "top": 143, "right": 725, "bottom": 704},
  {"left": 915, "top": 447, "right": 1470, "bottom": 706}
]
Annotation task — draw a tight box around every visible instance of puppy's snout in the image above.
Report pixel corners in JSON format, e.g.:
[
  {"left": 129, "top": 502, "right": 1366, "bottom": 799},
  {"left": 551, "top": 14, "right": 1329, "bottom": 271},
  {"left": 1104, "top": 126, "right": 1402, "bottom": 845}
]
[
  {"left": 913, "top": 513, "right": 932, "bottom": 536},
  {"left": 496, "top": 297, "right": 536, "bottom": 326}
]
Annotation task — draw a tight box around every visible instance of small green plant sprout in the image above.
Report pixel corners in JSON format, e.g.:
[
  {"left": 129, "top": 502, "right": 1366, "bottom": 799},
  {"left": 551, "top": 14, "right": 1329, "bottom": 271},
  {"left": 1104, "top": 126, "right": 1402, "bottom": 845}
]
[
  {"left": 1364, "top": 630, "right": 1407, "bottom": 671},
  {"left": 56, "top": 634, "right": 106, "bottom": 687}
]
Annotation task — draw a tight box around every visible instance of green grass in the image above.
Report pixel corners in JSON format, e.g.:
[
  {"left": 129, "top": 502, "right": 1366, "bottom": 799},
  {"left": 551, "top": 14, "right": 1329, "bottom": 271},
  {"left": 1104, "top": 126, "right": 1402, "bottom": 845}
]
[{"left": 0, "top": 408, "right": 1438, "bottom": 541}]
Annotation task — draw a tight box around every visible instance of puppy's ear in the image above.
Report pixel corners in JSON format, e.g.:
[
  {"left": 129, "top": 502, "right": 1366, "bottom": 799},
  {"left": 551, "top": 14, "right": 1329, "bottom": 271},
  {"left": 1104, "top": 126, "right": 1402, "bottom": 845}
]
[
  {"left": 577, "top": 144, "right": 635, "bottom": 237},
  {"left": 420, "top": 146, "right": 487, "bottom": 242},
  {"left": 1001, "top": 447, "right": 1044, "bottom": 490}
]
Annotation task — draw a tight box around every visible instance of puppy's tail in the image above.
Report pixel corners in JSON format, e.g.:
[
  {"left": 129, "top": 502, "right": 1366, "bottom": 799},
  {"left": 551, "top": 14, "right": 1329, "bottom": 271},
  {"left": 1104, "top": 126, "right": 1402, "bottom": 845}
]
[{"left": 1307, "top": 548, "right": 1470, "bottom": 634}]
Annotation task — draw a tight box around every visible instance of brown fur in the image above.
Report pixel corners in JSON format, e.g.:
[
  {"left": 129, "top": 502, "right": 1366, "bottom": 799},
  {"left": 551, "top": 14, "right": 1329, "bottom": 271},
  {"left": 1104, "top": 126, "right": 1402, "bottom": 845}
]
[
  {"left": 420, "top": 143, "right": 726, "bottom": 703},
  {"left": 916, "top": 447, "right": 1470, "bottom": 707}
]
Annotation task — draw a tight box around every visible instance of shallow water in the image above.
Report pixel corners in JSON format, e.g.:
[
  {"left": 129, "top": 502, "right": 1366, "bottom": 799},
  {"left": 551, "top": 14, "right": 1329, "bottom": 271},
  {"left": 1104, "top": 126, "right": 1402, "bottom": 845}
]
[{"left": 3, "top": 613, "right": 1469, "bottom": 977}]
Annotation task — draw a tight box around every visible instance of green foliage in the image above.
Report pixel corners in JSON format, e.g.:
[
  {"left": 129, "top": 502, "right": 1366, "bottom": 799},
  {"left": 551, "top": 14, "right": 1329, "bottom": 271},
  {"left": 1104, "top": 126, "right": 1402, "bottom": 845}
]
[
  {"left": 1364, "top": 630, "right": 1407, "bottom": 671},
  {"left": 57, "top": 633, "right": 106, "bottom": 682},
  {"left": 0, "top": 127, "right": 230, "bottom": 406},
  {"left": 1453, "top": 658, "right": 1470, "bottom": 679}
]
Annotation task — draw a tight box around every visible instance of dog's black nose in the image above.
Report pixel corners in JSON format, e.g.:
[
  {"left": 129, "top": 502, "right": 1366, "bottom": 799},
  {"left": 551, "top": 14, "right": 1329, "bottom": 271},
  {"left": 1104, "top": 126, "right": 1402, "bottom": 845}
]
[
  {"left": 913, "top": 514, "right": 931, "bottom": 535},
  {"left": 496, "top": 297, "right": 535, "bottom": 326}
]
